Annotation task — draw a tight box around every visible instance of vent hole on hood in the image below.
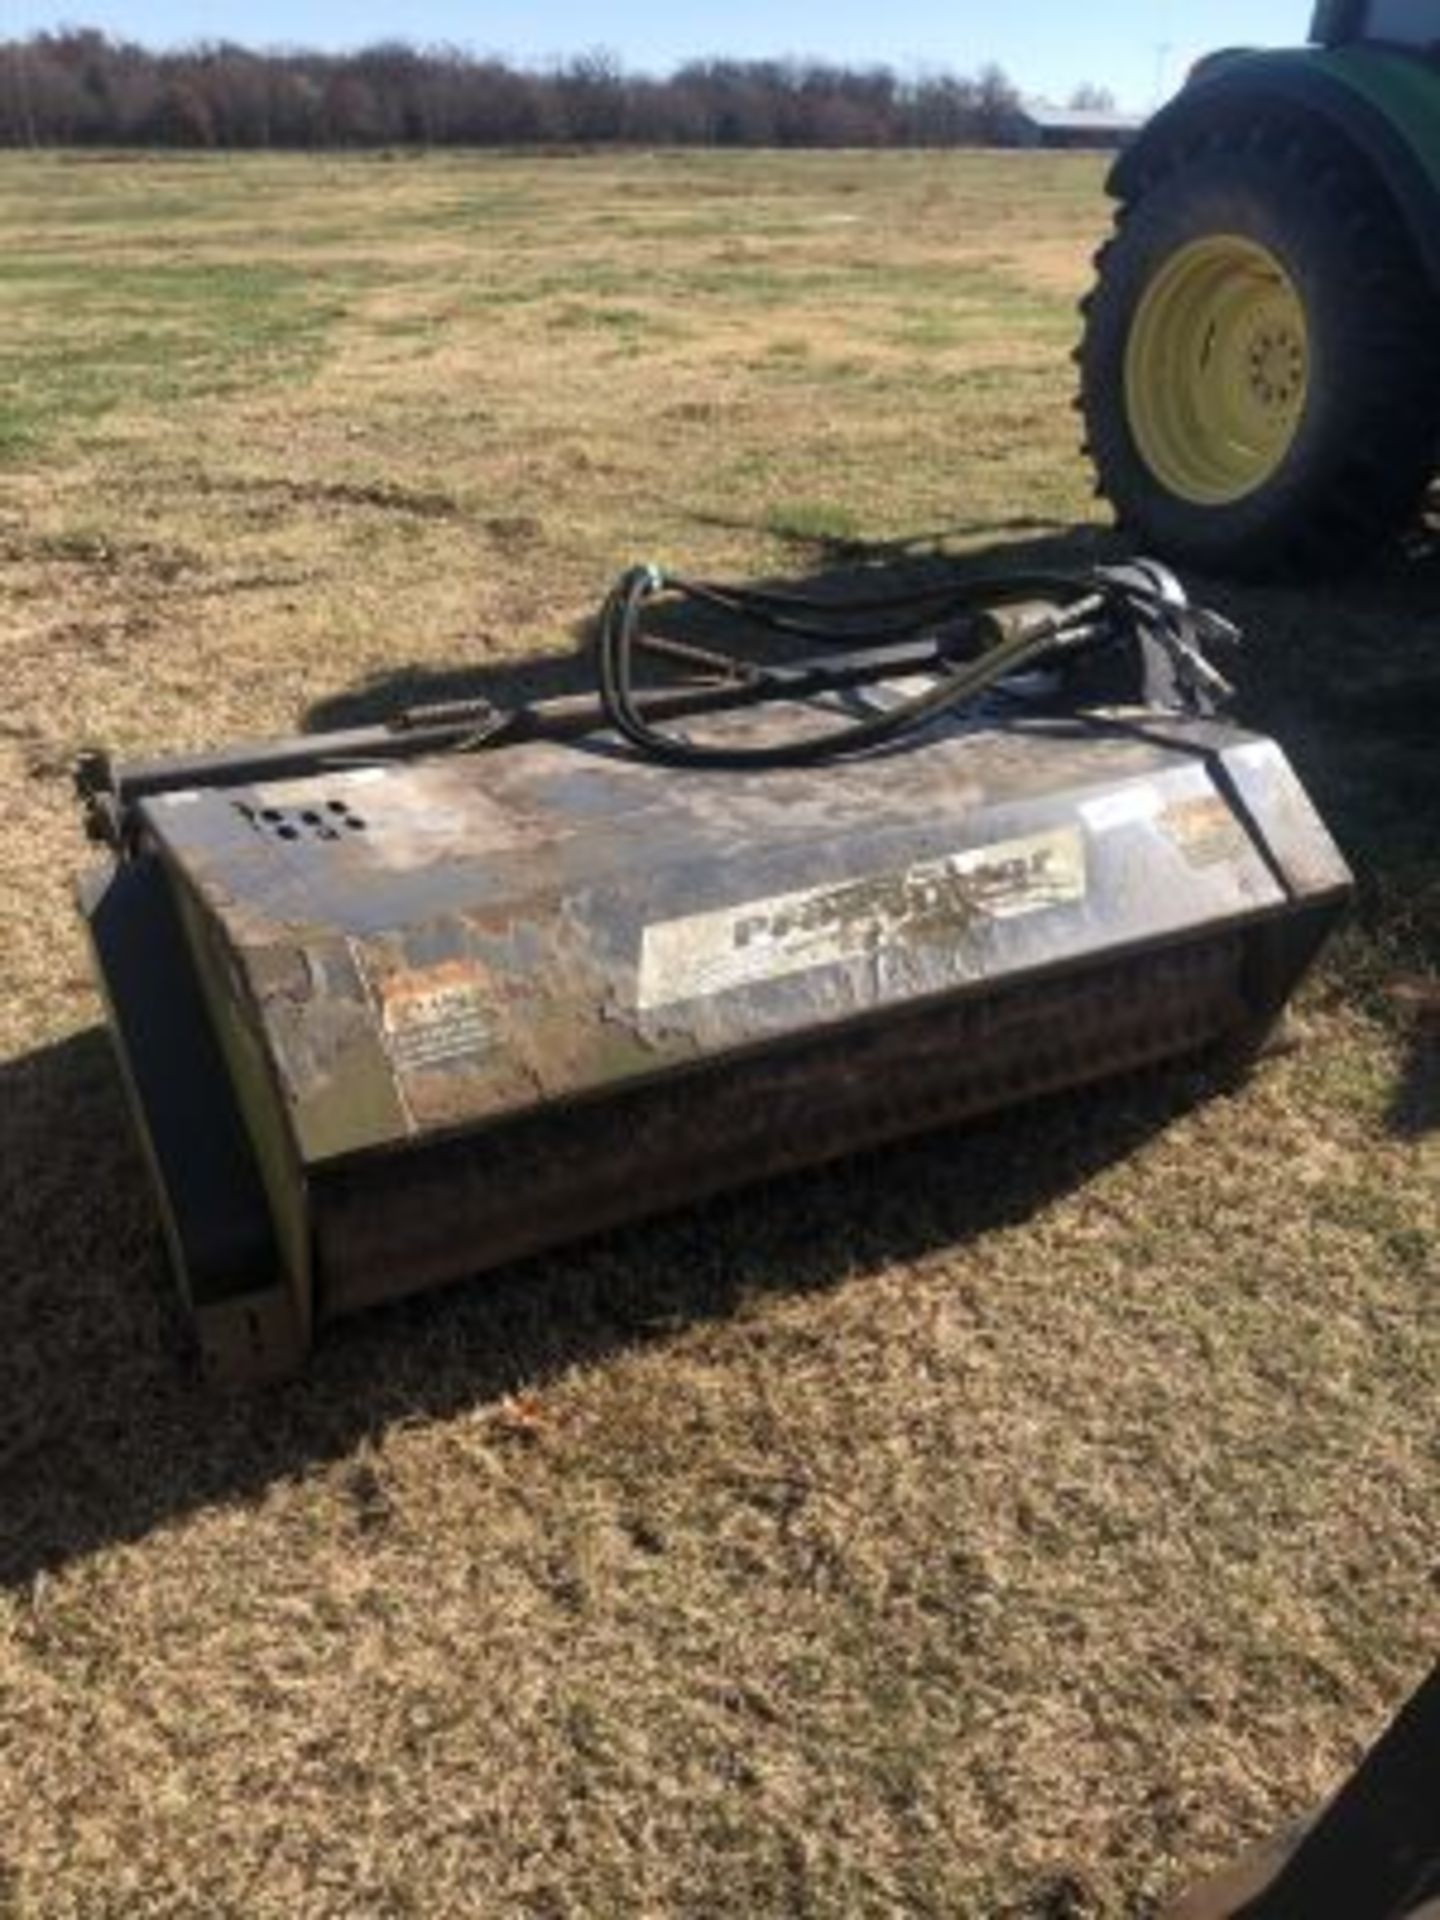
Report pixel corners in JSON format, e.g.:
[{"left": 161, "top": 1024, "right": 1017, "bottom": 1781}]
[{"left": 236, "top": 799, "right": 369, "bottom": 842}]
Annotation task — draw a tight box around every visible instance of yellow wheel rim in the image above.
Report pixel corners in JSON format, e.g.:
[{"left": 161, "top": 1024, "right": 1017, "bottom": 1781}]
[{"left": 1124, "top": 235, "right": 1310, "bottom": 506}]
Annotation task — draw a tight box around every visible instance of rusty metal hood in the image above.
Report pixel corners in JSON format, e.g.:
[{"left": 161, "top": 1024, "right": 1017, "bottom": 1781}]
[{"left": 136, "top": 709, "right": 1339, "bottom": 1163}]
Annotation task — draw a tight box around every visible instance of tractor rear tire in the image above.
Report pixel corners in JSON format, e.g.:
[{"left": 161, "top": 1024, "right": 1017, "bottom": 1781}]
[{"left": 1079, "top": 122, "right": 1440, "bottom": 577}]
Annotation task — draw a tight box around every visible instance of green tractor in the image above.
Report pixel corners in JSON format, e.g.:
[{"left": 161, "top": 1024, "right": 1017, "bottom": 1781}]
[{"left": 1079, "top": 1, "right": 1440, "bottom": 575}]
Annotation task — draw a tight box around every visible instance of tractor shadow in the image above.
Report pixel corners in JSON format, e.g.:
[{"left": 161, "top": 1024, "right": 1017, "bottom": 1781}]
[
  {"left": 1, "top": 518, "right": 1434, "bottom": 1588},
  {"left": 1201, "top": 517, "right": 1440, "bottom": 1140}
]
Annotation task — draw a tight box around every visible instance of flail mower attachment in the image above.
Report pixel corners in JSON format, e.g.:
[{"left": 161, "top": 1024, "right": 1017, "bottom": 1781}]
[{"left": 75, "top": 562, "right": 1351, "bottom": 1381}]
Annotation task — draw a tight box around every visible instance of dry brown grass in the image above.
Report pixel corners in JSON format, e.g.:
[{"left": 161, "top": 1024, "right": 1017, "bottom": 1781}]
[{"left": 0, "top": 149, "right": 1435, "bottom": 1918}]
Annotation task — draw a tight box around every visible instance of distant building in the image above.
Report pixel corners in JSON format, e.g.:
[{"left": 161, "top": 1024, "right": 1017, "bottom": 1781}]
[{"left": 1004, "top": 104, "right": 1146, "bottom": 150}]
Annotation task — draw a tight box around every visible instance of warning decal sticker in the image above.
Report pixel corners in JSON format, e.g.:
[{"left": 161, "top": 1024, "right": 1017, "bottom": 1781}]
[{"left": 378, "top": 960, "right": 495, "bottom": 1075}]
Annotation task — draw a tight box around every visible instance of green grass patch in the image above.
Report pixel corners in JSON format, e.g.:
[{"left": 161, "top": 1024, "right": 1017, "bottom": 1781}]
[
  {"left": 0, "top": 260, "right": 344, "bottom": 459},
  {"left": 764, "top": 499, "right": 863, "bottom": 546}
]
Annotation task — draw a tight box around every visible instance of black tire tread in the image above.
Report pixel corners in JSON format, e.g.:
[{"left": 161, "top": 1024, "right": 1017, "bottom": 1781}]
[{"left": 1078, "top": 109, "right": 1440, "bottom": 576}]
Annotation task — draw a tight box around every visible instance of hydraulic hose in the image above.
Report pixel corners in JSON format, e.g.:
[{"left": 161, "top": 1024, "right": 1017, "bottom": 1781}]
[{"left": 594, "top": 560, "right": 1236, "bottom": 769}]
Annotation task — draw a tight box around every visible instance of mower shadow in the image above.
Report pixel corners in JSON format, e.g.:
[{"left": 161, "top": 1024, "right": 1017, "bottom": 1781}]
[
  {"left": 2, "top": 522, "right": 1433, "bottom": 1589},
  {"left": 0, "top": 1020, "right": 1216, "bottom": 1590}
]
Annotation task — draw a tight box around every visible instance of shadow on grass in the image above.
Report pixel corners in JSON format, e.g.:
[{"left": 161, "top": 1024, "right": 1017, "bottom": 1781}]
[
  {"left": 1391, "top": 1037, "right": 1440, "bottom": 1138},
  {"left": 3, "top": 520, "right": 1434, "bottom": 1588},
  {"left": 685, "top": 508, "right": 1107, "bottom": 570},
  {"left": 0, "top": 1020, "right": 1214, "bottom": 1590}
]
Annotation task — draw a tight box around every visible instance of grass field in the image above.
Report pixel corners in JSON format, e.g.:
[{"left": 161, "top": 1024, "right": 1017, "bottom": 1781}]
[{"left": 0, "top": 148, "right": 1435, "bottom": 1917}]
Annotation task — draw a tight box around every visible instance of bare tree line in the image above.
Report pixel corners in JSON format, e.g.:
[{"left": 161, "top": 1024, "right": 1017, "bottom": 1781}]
[{"left": 0, "top": 33, "right": 1045, "bottom": 149}]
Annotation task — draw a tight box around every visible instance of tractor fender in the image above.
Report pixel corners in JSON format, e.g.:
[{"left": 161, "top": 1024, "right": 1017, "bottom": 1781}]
[{"left": 1111, "top": 47, "right": 1440, "bottom": 292}]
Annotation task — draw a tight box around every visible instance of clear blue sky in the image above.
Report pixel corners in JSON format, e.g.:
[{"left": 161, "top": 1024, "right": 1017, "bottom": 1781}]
[{"left": 3, "top": 1, "right": 1311, "bottom": 110}]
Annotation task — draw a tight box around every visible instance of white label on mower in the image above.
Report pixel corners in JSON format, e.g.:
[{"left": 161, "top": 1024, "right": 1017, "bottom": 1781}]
[
  {"left": 1080, "top": 784, "right": 1161, "bottom": 834},
  {"left": 637, "top": 827, "right": 1085, "bottom": 1011},
  {"left": 1233, "top": 740, "right": 1284, "bottom": 774}
]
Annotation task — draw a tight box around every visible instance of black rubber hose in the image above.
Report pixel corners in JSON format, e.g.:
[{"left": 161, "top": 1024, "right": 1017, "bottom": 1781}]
[{"left": 593, "top": 563, "right": 1210, "bottom": 769}]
